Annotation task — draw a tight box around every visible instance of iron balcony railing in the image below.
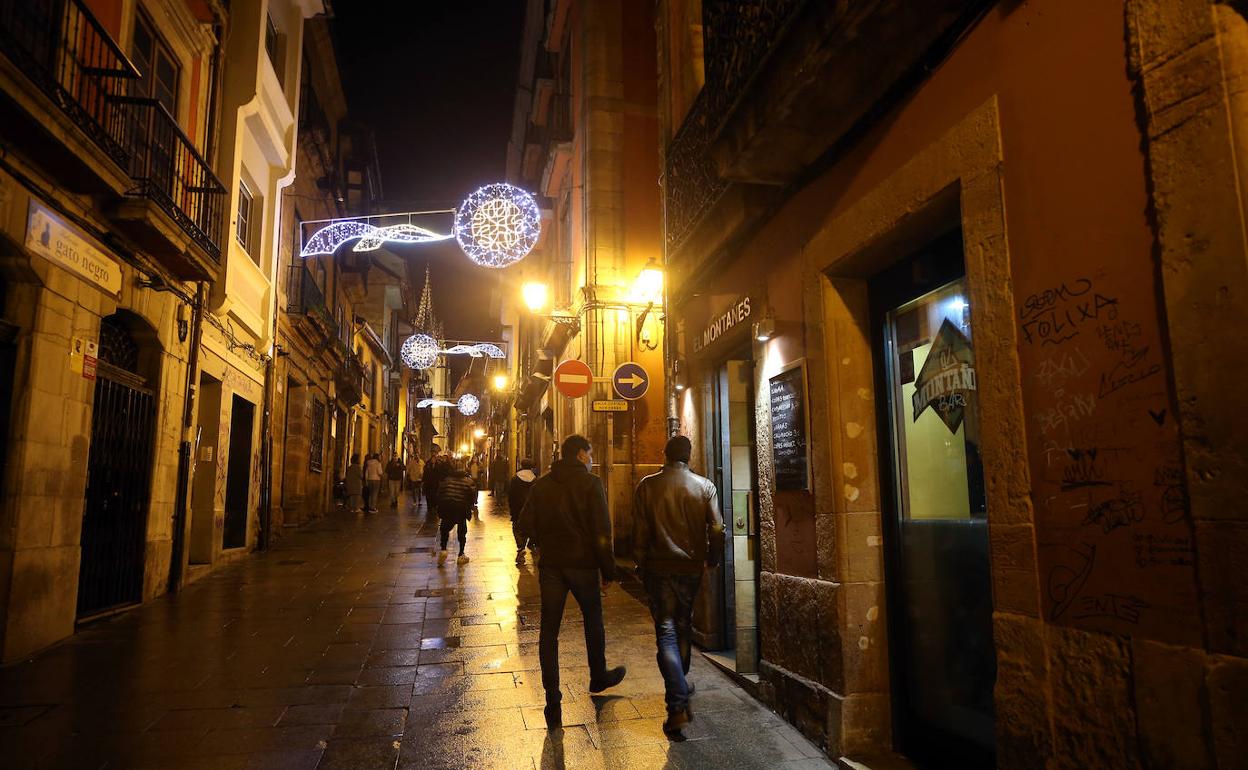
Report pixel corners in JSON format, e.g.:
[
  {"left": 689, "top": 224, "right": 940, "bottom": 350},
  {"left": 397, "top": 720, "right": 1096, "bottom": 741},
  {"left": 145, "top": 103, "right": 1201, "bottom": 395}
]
[
  {"left": 286, "top": 262, "right": 334, "bottom": 326},
  {"left": 0, "top": 0, "right": 137, "bottom": 168},
  {"left": 114, "top": 96, "right": 226, "bottom": 261}
]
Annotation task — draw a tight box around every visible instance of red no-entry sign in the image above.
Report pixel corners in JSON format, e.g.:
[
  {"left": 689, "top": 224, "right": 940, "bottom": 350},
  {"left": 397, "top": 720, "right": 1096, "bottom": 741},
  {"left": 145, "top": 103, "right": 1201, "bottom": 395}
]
[{"left": 554, "top": 359, "right": 593, "bottom": 398}]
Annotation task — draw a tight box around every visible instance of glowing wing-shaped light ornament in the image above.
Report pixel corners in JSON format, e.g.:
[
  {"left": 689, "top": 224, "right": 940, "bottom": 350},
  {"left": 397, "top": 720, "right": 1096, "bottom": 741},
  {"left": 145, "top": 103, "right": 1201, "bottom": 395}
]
[
  {"left": 301, "top": 221, "right": 452, "bottom": 258},
  {"left": 454, "top": 183, "right": 541, "bottom": 268},
  {"left": 441, "top": 343, "right": 507, "bottom": 359},
  {"left": 416, "top": 399, "right": 457, "bottom": 409}
]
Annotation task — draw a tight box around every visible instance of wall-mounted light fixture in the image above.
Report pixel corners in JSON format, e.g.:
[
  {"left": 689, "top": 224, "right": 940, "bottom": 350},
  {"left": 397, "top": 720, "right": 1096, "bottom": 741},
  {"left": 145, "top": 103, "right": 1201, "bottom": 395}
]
[
  {"left": 753, "top": 308, "right": 776, "bottom": 342},
  {"left": 672, "top": 359, "right": 688, "bottom": 392}
]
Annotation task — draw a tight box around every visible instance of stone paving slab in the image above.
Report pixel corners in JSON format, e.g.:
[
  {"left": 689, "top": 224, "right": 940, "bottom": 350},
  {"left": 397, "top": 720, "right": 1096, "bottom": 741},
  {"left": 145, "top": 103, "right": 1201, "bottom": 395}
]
[{"left": 0, "top": 493, "right": 836, "bottom": 769}]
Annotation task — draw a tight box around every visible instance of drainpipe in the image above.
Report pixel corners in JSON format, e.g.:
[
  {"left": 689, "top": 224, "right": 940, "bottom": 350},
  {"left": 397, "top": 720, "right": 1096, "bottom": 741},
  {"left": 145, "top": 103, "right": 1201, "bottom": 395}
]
[{"left": 169, "top": 281, "right": 206, "bottom": 593}]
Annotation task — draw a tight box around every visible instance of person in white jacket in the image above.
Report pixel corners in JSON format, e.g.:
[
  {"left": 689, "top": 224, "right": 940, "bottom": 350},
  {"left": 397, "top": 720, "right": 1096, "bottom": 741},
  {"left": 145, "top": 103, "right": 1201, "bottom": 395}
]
[{"left": 507, "top": 458, "right": 538, "bottom": 565}]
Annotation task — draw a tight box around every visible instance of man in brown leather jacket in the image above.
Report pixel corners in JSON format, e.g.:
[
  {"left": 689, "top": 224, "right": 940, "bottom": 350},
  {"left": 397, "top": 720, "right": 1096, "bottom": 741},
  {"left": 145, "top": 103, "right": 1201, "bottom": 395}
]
[{"left": 631, "top": 435, "right": 725, "bottom": 738}]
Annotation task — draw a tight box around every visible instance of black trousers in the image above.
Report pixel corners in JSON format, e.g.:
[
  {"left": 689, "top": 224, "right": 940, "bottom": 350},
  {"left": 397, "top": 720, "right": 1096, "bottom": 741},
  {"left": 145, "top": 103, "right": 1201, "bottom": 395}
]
[
  {"left": 439, "top": 517, "right": 467, "bottom": 553},
  {"left": 538, "top": 566, "right": 606, "bottom": 704}
]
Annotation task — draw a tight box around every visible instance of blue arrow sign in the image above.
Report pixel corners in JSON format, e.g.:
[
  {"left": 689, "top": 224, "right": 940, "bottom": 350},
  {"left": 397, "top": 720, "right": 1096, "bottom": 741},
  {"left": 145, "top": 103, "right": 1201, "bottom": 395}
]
[{"left": 612, "top": 361, "right": 650, "bottom": 401}]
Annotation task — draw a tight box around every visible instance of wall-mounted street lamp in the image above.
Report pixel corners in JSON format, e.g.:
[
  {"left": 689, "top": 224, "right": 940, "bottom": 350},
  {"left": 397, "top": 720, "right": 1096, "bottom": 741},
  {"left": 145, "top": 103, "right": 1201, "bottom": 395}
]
[
  {"left": 522, "top": 282, "right": 548, "bottom": 313},
  {"left": 472, "top": 428, "right": 486, "bottom": 439},
  {"left": 631, "top": 257, "right": 664, "bottom": 305},
  {"left": 493, "top": 374, "right": 510, "bottom": 391},
  {"left": 672, "top": 359, "right": 688, "bottom": 392}
]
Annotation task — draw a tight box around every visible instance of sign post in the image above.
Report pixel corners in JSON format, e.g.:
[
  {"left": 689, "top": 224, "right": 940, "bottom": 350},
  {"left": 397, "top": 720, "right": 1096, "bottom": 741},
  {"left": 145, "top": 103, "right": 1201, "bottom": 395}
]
[
  {"left": 611, "top": 361, "right": 650, "bottom": 401},
  {"left": 554, "top": 359, "right": 593, "bottom": 399}
]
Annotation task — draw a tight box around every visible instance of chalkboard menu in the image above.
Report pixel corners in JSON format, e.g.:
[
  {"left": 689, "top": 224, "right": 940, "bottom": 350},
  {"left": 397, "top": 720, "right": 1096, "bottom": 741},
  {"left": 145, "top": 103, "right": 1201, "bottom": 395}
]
[{"left": 769, "top": 364, "right": 809, "bottom": 491}]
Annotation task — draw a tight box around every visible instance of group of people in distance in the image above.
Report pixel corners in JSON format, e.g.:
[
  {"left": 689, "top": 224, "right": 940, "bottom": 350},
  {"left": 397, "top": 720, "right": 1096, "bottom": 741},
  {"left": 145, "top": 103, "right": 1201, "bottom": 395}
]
[{"left": 349, "top": 433, "right": 724, "bottom": 740}]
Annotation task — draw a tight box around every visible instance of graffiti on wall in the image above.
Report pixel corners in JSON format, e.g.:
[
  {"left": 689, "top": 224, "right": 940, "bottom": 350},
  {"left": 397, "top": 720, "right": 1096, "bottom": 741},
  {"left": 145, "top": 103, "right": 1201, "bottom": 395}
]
[{"left": 1020, "top": 272, "right": 1197, "bottom": 644}]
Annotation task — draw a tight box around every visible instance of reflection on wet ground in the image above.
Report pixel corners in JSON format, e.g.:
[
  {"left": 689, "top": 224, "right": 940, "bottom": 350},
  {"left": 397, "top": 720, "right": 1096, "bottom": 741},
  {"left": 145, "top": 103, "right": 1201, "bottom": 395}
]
[{"left": 0, "top": 493, "right": 835, "bottom": 769}]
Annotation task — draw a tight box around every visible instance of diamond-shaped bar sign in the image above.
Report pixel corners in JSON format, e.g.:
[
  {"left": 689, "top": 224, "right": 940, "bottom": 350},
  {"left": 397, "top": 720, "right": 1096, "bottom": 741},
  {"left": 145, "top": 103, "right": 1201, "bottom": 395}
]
[
  {"left": 554, "top": 359, "right": 593, "bottom": 398},
  {"left": 911, "top": 318, "right": 977, "bottom": 434},
  {"left": 612, "top": 361, "right": 650, "bottom": 401}
]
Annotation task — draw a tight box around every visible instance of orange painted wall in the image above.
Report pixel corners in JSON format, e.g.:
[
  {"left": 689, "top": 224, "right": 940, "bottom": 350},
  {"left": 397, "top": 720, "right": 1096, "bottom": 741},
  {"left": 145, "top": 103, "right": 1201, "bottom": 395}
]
[
  {"left": 680, "top": 0, "right": 1196, "bottom": 640},
  {"left": 83, "top": 0, "right": 123, "bottom": 39}
]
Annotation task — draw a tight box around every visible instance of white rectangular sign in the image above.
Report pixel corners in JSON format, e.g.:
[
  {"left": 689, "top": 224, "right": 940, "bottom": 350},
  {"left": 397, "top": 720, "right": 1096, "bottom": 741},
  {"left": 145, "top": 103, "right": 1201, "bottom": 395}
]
[{"left": 25, "top": 199, "right": 122, "bottom": 295}]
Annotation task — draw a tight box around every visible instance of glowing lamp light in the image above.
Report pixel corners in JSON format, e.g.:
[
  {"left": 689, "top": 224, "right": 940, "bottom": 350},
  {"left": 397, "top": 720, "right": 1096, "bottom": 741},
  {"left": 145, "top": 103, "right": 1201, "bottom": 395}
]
[
  {"left": 459, "top": 444, "right": 470, "bottom": 454},
  {"left": 455, "top": 183, "right": 541, "bottom": 268},
  {"left": 401, "top": 333, "right": 440, "bottom": 370},
  {"left": 473, "top": 428, "right": 486, "bottom": 439},
  {"left": 457, "top": 393, "right": 480, "bottom": 416},
  {"left": 631, "top": 258, "right": 664, "bottom": 304},
  {"left": 522, "top": 282, "right": 548, "bottom": 312},
  {"left": 493, "top": 374, "right": 509, "bottom": 391}
]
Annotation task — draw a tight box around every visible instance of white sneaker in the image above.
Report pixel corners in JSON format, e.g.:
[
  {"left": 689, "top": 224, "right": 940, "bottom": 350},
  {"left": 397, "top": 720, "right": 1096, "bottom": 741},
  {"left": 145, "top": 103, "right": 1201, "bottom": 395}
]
[
  {"left": 438, "top": 550, "right": 448, "bottom": 566},
  {"left": 456, "top": 554, "right": 470, "bottom": 566}
]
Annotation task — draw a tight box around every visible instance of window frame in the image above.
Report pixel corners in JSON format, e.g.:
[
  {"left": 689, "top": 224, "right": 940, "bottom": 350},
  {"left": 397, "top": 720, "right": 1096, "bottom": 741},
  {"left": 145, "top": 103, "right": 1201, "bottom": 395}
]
[
  {"left": 131, "top": 10, "right": 180, "bottom": 118},
  {"left": 236, "top": 180, "right": 254, "bottom": 256}
]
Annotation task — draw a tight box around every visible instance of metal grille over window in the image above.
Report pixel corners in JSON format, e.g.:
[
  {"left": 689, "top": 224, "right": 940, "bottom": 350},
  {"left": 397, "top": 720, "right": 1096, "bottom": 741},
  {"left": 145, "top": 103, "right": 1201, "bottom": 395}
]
[
  {"left": 97, "top": 316, "right": 139, "bottom": 372},
  {"left": 309, "top": 399, "right": 324, "bottom": 473}
]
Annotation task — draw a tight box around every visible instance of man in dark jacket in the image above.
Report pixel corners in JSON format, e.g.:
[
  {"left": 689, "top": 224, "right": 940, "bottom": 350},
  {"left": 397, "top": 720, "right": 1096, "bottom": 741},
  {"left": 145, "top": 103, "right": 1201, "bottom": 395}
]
[
  {"left": 508, "top": 458, "right": 538, "bottom": 565},
  {"left": 423, "top": 455, "right": 446, "bottom": 519},
  {"left": 632, "top": 435, "right": 725, "bottom": 738},
  {"left": 518, "top": 435, "right": 626, "bottom": 729},
  {"left": 435, "top": 459, "right": 477, "bottom": 566},
  {"left": 489, "top": 453, "right": 510, "bottom": 497}
]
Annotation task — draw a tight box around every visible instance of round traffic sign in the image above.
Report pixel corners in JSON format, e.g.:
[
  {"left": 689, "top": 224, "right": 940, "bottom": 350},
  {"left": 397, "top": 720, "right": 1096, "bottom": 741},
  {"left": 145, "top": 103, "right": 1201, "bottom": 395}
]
[
  {"left": 553, "top": 359, "right": 593, "bottom": 398},
  {"left": 612, "top": 361, "right": 650, "bottom": 401}
]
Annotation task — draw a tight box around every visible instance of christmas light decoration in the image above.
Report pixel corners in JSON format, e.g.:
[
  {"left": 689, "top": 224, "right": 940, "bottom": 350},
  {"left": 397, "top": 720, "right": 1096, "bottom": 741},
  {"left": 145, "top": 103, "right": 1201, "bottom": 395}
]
[
  {"left": 454, "top": 183, "right": 541, "bottom": 268},
  {"left": 416, "top": 398, "right": 457, "bottom": 409},
  {"left": 400, "top": 333, "right": 441, "bottom": 370},
  {"left": 457, "top": 393, "right": 480, "bottom": 416},
  {"left": 440, "top": 343, "right": 506, "bottom": 359},
  {"left": 300, "top": 219, "right": 452, "bottom": 258}
]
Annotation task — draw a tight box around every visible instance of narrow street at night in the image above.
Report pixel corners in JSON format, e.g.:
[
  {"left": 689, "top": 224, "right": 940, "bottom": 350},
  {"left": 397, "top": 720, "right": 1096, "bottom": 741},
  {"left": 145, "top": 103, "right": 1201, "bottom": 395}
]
[{"left": 0, "top": 493, "right": 832, "bottom": 770}]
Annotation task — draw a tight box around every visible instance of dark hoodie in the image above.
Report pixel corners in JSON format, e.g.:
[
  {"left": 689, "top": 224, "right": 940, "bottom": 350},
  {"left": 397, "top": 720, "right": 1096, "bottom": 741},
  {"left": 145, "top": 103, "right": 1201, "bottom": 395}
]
[{"left": 517, "top": 458, "right": 615, "bottom": 580}]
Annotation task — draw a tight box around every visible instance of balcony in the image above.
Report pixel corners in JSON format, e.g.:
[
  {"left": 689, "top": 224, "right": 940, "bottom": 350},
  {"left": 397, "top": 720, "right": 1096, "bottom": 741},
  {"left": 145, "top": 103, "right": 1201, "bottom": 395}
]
[
  {"left": 0, "top": 0, "right": 227, "bottom": 280},
  {"left": 111, "top": 96, "right": 226, "bottom": 279},
  {"left": 334, "top": 351, "right": 365, "bottom": 408},
  {"left": 287, "top": 263, "right": 335, "bottom": 332},
  {"left": 665, "top": 0, "right": 991, "bottom": 259},
  {"left": 0, "top": 0, "right": 137, "bottom": 193}
]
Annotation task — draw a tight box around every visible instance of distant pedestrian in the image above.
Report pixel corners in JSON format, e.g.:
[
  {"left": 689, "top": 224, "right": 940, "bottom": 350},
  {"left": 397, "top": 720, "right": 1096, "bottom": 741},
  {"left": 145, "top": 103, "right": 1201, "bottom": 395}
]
[
  {"left": 518, "top": 434, "right": 626, "bottom": 729},
  {"left": 632, "top": 435, "right": 725, "bottom": 738},
  {"left": 406, "top": 453, "right": 424, "bottom": 501},
  {"left": 364, "top": 453, "right": 383, "bottom": 512},
  {"left": 508, "top": 458, "right": 537, "bottom": 565},
  {"left": 386, "top": 454, "right": 405, "bottom": 506},
  {"left": 490, "top": 453, "right": 510, "bottom": 496},
  {"left": 423, "top": 455, "right": 446, "bottom": 518},
  {"left": 435, "top": 458, "right": 477, "bottom": 566},
  {"left": 468, "top": 456, "right": 481, "bottom": 488},
  {"left": 344, "top": 454, "right": 364, "bottom": 513}
]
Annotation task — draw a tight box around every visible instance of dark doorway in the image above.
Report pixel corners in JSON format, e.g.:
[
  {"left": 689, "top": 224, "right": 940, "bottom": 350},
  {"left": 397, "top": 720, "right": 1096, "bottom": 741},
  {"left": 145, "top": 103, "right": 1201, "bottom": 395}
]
[
  {"left": 870, "top": 228, "right": 995, "bottom": 768},
  {"left": 78, "top": 314, "right": 157, "bottom": 619},
  {"left": 223, "top": 395, "right": 254, "bottom": 550}
]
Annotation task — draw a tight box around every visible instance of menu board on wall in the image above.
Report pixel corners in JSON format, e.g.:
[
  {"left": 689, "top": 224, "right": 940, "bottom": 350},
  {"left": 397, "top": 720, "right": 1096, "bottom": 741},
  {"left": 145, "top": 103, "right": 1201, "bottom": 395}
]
[{"left": 769, "top": 364, "right": 809, "bottom": 491}]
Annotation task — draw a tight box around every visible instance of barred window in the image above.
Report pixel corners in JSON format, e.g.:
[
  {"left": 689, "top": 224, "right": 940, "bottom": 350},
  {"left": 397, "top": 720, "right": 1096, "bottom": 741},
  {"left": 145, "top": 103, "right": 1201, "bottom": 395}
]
[{"left": 309, "top": 398, "right": 325, "bottom": 473}]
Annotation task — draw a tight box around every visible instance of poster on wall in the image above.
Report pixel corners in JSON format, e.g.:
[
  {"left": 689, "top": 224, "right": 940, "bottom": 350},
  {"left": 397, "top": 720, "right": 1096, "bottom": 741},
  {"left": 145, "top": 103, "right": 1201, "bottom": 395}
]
[{"left": 769, "top": 363, "right": 809, "bottom": 491}]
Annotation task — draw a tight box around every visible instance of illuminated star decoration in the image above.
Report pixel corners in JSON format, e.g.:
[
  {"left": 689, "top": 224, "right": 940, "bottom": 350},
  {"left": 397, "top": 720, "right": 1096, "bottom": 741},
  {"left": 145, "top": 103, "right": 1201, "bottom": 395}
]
[
  {"left": 415, "top": 394, "right": 481, "bottom": 416},
  {"left": 300, "top": 221, "right": 452, "bottom": 257},
  {"left": 454, "top": 183, "right": 541, "bottom": 268},
  {"left": 400, "top": 333, "right": 441, "bottom": 370}
]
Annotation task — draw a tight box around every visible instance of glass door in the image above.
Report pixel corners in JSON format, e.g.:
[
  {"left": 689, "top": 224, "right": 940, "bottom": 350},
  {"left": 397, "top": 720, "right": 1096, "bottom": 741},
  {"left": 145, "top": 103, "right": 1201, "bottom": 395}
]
[{"left": 873, "top": 231, "right": 995, "bottom": 768}]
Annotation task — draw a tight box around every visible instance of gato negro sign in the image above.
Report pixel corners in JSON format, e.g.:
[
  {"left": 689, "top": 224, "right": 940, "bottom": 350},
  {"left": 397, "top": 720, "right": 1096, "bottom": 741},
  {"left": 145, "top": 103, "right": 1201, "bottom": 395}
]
[{"left": 693, "top": 296, "right": 752, "bottom": 353}]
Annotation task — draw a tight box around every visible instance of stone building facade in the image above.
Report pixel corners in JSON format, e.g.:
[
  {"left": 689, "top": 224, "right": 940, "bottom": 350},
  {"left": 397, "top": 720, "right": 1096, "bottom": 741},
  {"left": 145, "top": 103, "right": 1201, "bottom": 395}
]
[
  {"left": 502, "top": 0, "right": 668, "bottom": 526},
  {"left": 657, "top": 1, "right": 1246, "bottom": 768}
]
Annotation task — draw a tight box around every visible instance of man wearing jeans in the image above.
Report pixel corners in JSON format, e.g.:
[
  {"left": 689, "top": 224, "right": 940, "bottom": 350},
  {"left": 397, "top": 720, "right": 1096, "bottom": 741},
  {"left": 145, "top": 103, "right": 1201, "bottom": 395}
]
[
  {"left": 518, "top": 434, "right": 627, "bottom": 729},
  {"left": 631, "top": 435, "right": 725, "bottom": 738}
]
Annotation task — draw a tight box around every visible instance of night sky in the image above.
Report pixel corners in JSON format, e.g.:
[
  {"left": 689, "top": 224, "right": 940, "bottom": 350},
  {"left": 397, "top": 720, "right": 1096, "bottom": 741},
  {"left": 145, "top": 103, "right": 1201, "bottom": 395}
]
[{"left": 333, "top": 1, "right": 526, "bottom": 342}]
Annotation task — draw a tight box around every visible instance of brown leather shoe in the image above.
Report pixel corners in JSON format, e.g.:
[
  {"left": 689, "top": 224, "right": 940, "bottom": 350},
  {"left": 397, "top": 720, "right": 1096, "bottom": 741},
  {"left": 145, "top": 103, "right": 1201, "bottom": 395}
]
[{"left": 662, "top": 708, "right": 690, "bottom": 738}]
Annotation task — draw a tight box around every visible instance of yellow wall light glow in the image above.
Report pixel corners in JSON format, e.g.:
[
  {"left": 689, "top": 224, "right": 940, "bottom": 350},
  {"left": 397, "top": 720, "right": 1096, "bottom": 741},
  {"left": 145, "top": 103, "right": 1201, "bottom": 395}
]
[{"left": 522, "top": 282, "right": 548, "bottom": 312}]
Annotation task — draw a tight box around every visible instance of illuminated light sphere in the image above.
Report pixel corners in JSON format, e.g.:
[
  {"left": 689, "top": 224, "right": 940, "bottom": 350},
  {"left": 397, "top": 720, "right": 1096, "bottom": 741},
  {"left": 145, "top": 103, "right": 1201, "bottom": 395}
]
[
  {"left": 457, "top": 393, "right": 480, "bottom": 416},
  {"left": 454, "top": 183, "right": 541, "bottom": 268},
  {"left": 400, "top": 333, "right": 440, "bottom": 370}
]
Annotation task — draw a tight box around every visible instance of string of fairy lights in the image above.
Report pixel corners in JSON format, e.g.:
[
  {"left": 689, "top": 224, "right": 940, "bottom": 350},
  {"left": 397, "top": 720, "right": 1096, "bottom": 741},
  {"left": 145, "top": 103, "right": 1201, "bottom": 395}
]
[{"left": 298, "top": 183, "right": 539, "bottom": 416}]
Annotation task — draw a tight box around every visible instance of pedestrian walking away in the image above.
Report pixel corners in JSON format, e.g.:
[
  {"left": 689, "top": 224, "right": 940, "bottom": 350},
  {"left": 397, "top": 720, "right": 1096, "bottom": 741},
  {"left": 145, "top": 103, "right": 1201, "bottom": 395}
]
[
  {"left": 406, "top": 453, "right": 424, "bottom": 501},
  {"left": 385, "top": 454, "right": 405, "bottom": 507},
  {"left": 435, "top": 458, "right": 477, "bottom": 566},
  {"left": 632, "top": 435, "right": 725, "bottom": 739},
  {"left": 517, "top": 434, "right": 626, "bottom": 730},
  {"left": 363, "top": 453, "right": 384, "bottom": 512},
  {"left": 508, "top": 458, "right": 537, "bottom": 565},
  {"left": 344, "top": 454, "right": 364, "bottom": 513},
  {"left": 423, "top": 455, "right": 447, "bottom": 519},
  {"left": 490, "top": 452, "right": 510, "bottom": 496}
]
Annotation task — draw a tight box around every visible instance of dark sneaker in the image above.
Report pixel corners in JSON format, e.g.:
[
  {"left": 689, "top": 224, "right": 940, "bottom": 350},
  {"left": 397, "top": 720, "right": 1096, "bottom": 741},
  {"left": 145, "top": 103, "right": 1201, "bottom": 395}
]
[
  {"left": 543, "top": 703, "right": 562, "bottom": 729},
  {"left": 515, "top": 550, "right": 526, "bottom": 566},
  {"left": 589, "top": 666, "right": 627, "bottom": 693},
  {"left": 662, "top": 708, "right": 691, "bottom": 738}
]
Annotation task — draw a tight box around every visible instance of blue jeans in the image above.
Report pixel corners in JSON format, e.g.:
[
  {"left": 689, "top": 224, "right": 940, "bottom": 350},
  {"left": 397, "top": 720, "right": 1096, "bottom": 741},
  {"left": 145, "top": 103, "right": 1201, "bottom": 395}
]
[
  {"left": 643, "top": 571, "right": 701, "bottom": 714},
  {"left": 538, "top": 567, "right": 607, "bottom": 704}
]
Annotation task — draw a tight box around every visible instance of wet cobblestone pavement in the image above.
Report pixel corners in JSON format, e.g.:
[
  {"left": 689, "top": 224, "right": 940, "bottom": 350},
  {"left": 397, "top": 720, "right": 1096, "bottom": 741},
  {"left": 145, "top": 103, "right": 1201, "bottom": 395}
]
[{"left": 0, "top": 493, "right": 835, "bottom": 769}]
